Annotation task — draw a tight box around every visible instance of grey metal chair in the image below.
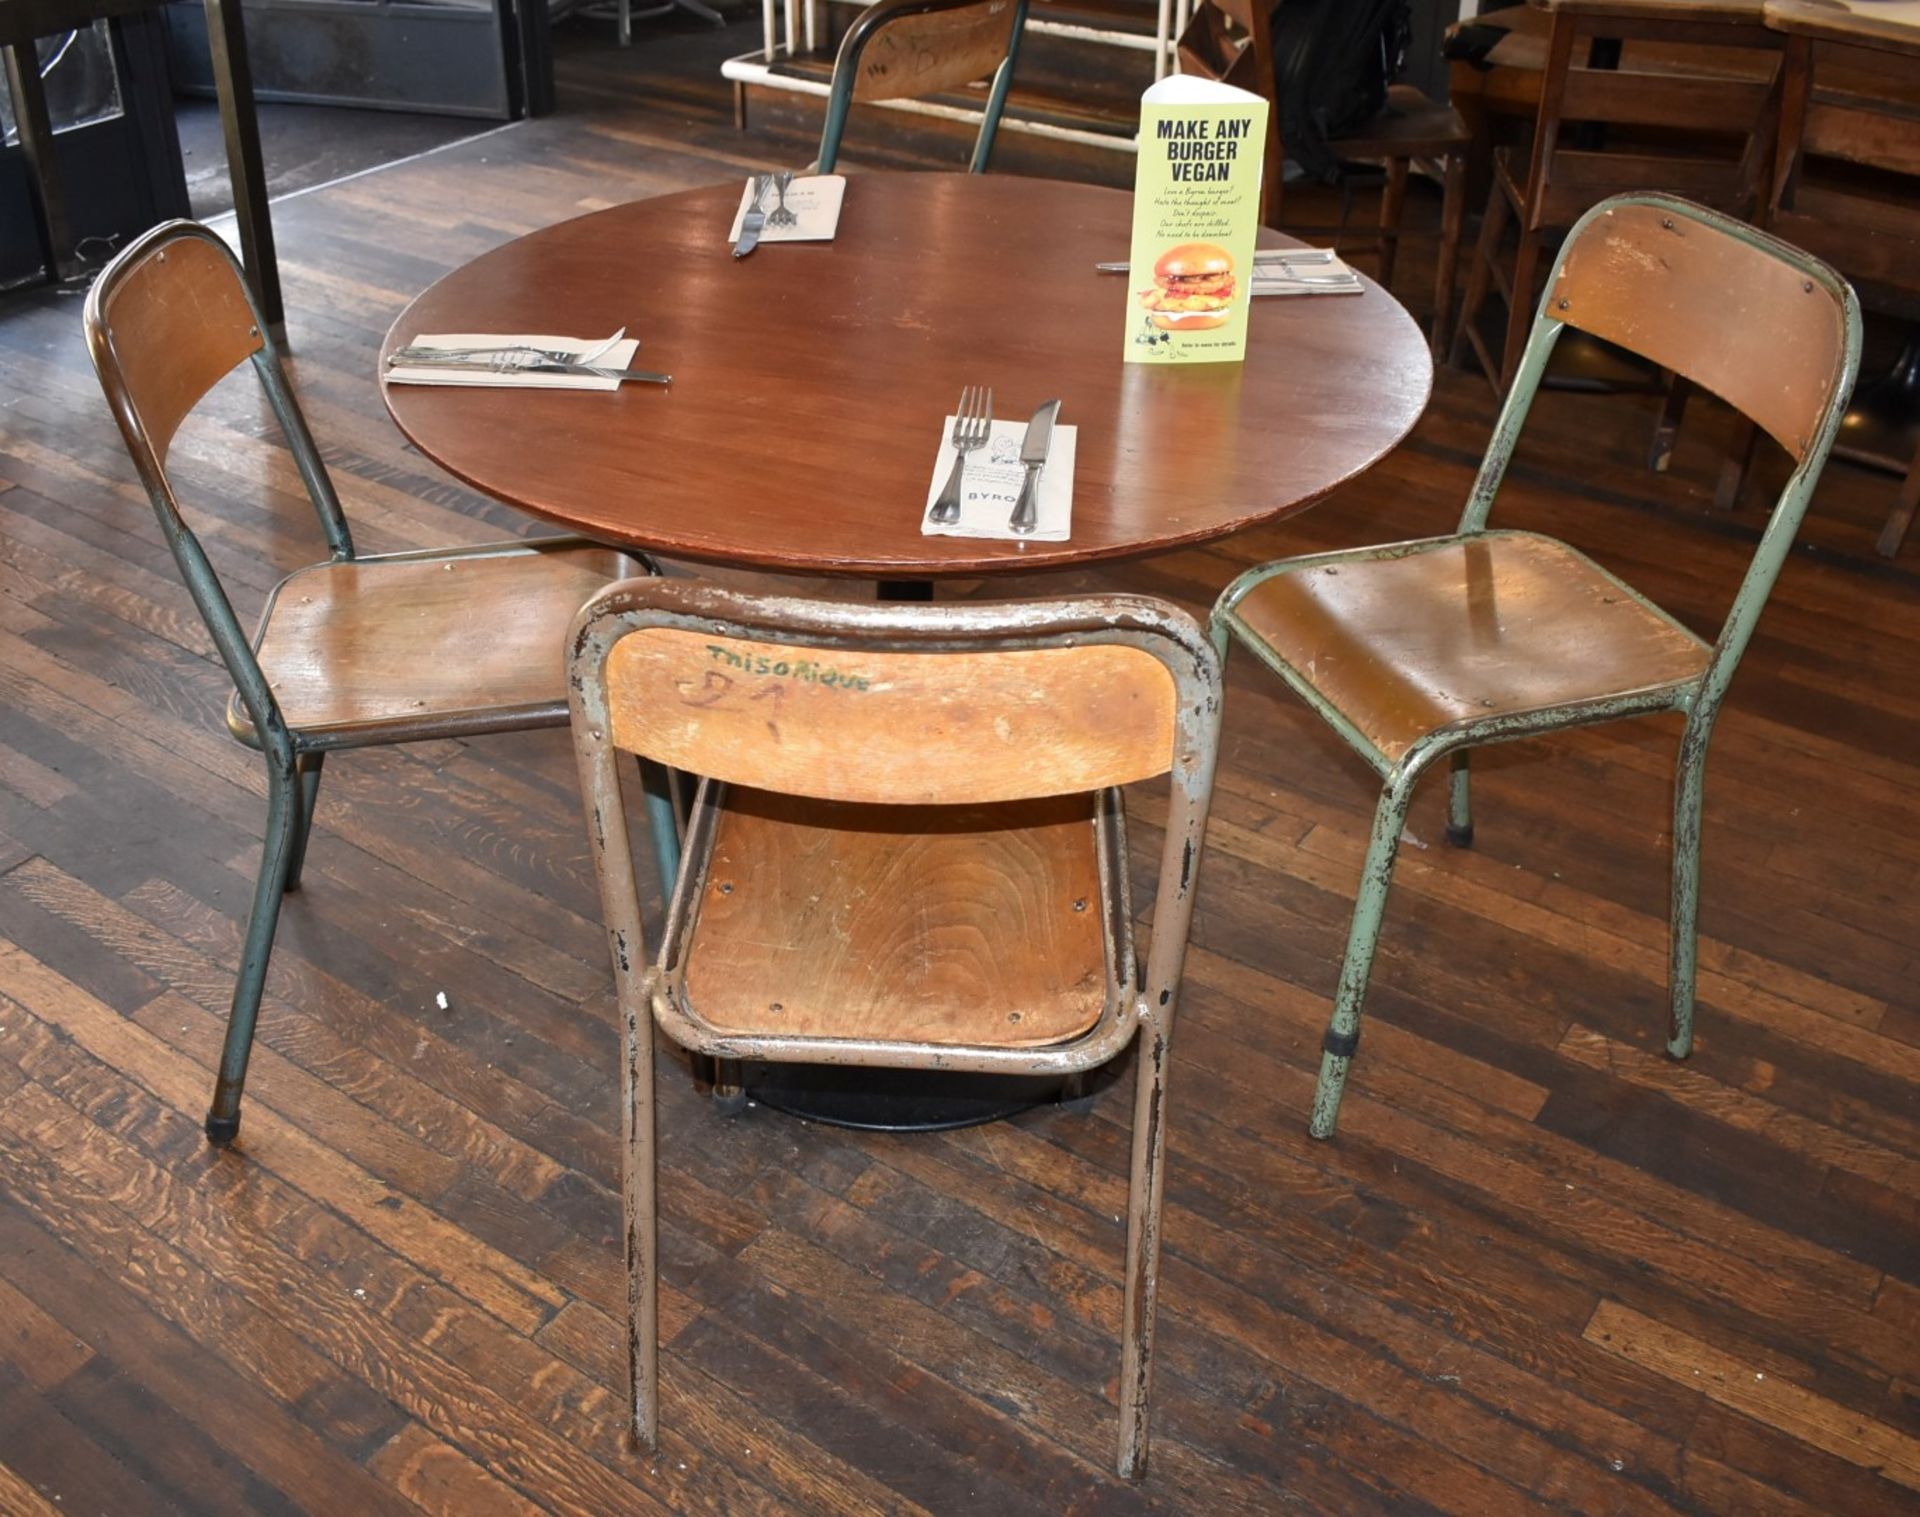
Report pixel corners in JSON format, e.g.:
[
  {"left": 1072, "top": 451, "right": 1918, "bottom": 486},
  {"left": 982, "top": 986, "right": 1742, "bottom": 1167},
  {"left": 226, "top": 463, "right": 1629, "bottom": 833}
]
[
  {"left": 568, "top": 577, "right": 1222, "bottom": 1479},
  {"left": 84, "top": 219, "right": 667, "bottom": 1146},
  {"left": 1212, "top": 193, "right": 1859, "bottom": 1140},
  {"left": 815, "top": 0, "right": 1029, "bottom": 174}
]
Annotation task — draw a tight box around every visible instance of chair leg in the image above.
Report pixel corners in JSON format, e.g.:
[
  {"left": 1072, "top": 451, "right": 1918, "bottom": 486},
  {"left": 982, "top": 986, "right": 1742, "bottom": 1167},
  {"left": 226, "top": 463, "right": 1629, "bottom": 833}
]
[
  {"left": 1714, "top": 419, "right": 1759, "bottom": 511},
  {"left": 1667, "top": 720, "right": 1711, "bottom": 1061},
  {"left": 1310, "top": 778, "right": 1415, "bottom": 1140},
  {"left": 204, "top": 755, "right": 301, "bottom": 1145},
  {"left": 1876, "top": 443, "right": 1920, "bottom": 558},
  {"left": 1116, "top": 1019, "right": 1171, "bottom": 1480},
  {"left": 1445, "top": 751, "right": 1473, "bottom": 848},
  {"left": 284, "top": 751, "right": 324, "bottom": 893},
  {"left": 1500, "top": 230, "right": 1543, "bottom": 393},
  {"left": 1430, "top": 153, "right": 1466, "bottom": 362},
  {"left": 1376, "top": 157, "right": 1409, "bottom": 292},
  {"left": 626, "top": 996, "right": 661, "bottom": 1452},
  {"left": 1451, "top": 181, "right": 1507, "bottom": 376},
  {"left": 635, "top": 756, "right": 683, "bottom": 901},
  {"left": 1649, "top": 377, "right": 1690, "bottom": 474}
]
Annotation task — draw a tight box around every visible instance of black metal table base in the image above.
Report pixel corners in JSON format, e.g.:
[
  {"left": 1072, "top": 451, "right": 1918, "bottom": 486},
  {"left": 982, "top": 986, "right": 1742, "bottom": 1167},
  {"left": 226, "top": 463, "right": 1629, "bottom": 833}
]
[{"left": 741, "top": 1063, "right": 1072, "bottom": 1132}]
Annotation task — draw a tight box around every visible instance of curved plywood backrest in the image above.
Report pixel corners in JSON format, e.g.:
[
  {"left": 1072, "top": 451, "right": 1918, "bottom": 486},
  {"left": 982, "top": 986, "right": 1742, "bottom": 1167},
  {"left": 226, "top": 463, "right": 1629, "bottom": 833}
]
[
  {"left": 600, "top": 621, "right": 1181, "bottom": 806},
  {"left": 87, "top": 226, "right": 263, "bottom": 468},
  {"left": 1549, "top": 198, "right": 1850, "bottom": 458},
  {"left": 844, "top": 0, "right": 1020, "bottom": 103}
]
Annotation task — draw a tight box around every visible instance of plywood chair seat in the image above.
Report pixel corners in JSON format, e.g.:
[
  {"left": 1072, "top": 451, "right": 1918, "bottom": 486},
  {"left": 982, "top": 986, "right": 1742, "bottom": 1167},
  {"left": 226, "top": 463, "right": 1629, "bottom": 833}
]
[
  {"left": 1223, "top": 530, "right": 1711, "bottom": 767},
  {"left": 670, "top": 785, "right": 1119, "bottom": 1049},
  {"left": 227, "top": 538, "right": 635, "bottom": 748}
]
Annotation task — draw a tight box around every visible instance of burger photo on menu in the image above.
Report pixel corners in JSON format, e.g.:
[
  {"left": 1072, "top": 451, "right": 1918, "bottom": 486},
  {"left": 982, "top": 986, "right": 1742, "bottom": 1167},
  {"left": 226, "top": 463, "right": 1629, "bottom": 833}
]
[
  {"left": 1122, "top": 75, "right": 1269, "bottom": 364},
  {"left": 1139, "top": 242, "right": 1237, "bottom": 332}
]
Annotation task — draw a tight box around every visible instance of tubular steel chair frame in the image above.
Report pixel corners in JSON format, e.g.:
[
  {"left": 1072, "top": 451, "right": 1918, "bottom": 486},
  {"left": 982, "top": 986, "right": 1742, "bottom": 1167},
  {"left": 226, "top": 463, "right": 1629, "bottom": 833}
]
[
  {"left": 569, "top": 578, "right": 1222, "bottom": 1480},
  {"left": 84, "top": 219, "right": 670, "bottom": 1146},
  {"left": 1213, "top": 193, "right": 1859, "bottom": 1140},
  {"left": 815, "top": 0, "right": 1029, "bottom": 174}
]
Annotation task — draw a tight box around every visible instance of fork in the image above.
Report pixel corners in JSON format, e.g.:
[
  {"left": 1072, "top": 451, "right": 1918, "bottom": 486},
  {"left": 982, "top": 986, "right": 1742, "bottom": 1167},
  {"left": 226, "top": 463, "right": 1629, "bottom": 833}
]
[
  {"left": 768, "top": 171, "right": 798, "bottom": 230},
  {"left": 390, "top": 329, "right": 627, "bottom": 367},
  {"left": 929, "top": 385, "right": 991, "bottom": 524}
]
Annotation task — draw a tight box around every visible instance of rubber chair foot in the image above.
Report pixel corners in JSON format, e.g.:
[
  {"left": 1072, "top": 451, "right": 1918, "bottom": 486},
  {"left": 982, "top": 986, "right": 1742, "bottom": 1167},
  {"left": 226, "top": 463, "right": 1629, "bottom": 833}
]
[
  {"left": 1445, "top": 822, "right": 1474, "bottom": 849},
  {"left": 710, "top": 1088, "right": 749, "bottom": 1117},
  {"left": 204, "top": 1112, "right": 242, "bottom": 1146}
]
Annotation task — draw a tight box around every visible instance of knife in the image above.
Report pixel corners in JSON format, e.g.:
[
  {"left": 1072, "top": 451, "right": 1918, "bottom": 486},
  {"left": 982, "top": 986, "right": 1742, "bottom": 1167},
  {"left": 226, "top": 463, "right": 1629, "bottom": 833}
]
[
  {"left": 388, "top": 355, "right": 673, "bottom": 385},
  {"left": 1095, "top": 248, "right": 1337, "bottom": 273},
  {"left": 1009, "top": 399, "right": 1061, "bottom": 536},
  {"left": 733, "top": 175, "right": 769, "bottom": 260}
]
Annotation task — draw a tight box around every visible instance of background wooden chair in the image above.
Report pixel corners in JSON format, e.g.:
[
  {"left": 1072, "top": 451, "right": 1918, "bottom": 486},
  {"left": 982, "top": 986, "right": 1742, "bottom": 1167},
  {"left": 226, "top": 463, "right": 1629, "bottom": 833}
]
[
  {"left": 568, "top": 577, "right": 1222, "bottom": 1479},
  {"left": 84, "top": 220, "right": 659, "bottom": 1146},
  {"left": 1720, "top": 0, "right": 1920, "bottom": 554},
  {"left": 1213, "top": 193, "right": 1858, "bottom": 1140},
  {"left": 814, "top": 0, "right": 1029, "bottom": 173},
  {"left": 1452, "top": 1, "right": 1785, "bottom": 395},
  {"left": 1175, "top": 0, "right": 1469, "bottom": 356}
]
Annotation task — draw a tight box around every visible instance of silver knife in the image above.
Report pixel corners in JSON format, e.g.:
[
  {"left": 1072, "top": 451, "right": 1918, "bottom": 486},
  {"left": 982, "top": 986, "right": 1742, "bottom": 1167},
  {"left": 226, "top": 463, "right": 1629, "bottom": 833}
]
[
  {"left": 389, "top": 355, "right": 672, "bottom": 385},
  {"left": 1009, "top": 399, "right": 1061, "bottom": 536},
  {"left": 1095, "top": 248, "right": 1338, "bottom": 273},
  {"left": 733, "top": 175, "right": 769, "bottom": 260}
]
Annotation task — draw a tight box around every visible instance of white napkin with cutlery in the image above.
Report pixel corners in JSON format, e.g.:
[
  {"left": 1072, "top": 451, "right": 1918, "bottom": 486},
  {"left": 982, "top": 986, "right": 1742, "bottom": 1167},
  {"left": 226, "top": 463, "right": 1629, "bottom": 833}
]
[
  {"left": 383, "top": 332, "right": 640, "bottom": 391},
  {"left": 921, "top": 417, "right": 1078, "bottom": 542},
  {"left": 725, "top": 175, "right": 847, "bottom": 245},
  {"left": 1250, "top": 251, "right": 1362, "bottom": 297}
]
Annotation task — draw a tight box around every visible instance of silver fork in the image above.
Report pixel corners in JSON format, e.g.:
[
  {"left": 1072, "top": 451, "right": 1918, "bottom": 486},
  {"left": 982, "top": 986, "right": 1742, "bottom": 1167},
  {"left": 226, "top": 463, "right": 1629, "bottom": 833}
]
[
  {"left": 768, "top": 171, "right": 798, "bottom": 229},
  {"left": 390, "top": 329, "right": 627, "bottom": 367},
  {"left": 930, "top": 385, "right": 991, "bottom": 524}
]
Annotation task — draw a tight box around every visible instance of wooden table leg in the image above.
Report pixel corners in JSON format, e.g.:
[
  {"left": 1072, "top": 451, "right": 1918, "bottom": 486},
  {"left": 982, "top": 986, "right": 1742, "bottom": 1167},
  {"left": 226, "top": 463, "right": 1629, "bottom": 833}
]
[
  {"left": 202, "top": 0, "right": 283, "bottom": 340},
  {"left": 4, "top": 40, "right": 82, "bottom": 282}
]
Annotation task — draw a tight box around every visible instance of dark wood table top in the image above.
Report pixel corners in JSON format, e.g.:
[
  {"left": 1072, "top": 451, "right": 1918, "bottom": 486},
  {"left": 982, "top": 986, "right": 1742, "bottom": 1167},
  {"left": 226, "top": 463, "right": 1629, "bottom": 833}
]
[{"left": 382, "top": 173, "right": 1432, "bottom": 578}]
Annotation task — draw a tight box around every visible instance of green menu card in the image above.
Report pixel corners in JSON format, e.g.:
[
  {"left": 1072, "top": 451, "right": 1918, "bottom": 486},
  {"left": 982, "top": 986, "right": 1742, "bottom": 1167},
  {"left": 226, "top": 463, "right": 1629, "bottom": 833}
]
[{"left": 1123, "top": 75, "right": 1270, "bottom": 365}]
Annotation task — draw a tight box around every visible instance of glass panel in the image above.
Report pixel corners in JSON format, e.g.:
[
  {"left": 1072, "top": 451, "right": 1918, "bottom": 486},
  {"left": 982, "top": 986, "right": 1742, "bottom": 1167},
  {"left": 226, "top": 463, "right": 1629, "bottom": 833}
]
[{"left": 1, "top": 21, "right": 124, "bottom": 146}]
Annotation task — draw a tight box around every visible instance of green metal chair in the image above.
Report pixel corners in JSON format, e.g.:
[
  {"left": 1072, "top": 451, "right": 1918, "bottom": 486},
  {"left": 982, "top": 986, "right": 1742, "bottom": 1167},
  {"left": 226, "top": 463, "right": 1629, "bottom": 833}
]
[
  {"left": 1211, "top": 193, "right": 1859, "bottom": 1139},
  {"left": 84, "top": 220, "right": 670, "bottom": 1146},
  {"left": 815, "top": 0, "right": 1029, "bottom": 174}
]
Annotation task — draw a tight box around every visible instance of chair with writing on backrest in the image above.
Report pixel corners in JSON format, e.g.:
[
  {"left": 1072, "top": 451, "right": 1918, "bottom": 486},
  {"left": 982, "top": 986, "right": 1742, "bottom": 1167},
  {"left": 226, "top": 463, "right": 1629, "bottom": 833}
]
[
  {"left": 84, "top": 220, "right": 664, "bottom": 1147},
  {"left": 814, "top": 0, "right": 1028, "bottom": 173},
  {"left": 1452, "top": 1, "right": 1785, "bottom": 395},
  {"left": 1214, "top": 193, "right": 1857, "bottom": 1140},
  {"left": 568, "top": 578, "right": 1222, "bottom": 1479}
]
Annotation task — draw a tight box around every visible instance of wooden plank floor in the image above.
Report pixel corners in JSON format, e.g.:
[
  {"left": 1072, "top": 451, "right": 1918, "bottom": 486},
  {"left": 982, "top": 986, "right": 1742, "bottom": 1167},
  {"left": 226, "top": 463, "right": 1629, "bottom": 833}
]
[{"left": 2, "top": 19, "right": 1917, "bottom": 1514}]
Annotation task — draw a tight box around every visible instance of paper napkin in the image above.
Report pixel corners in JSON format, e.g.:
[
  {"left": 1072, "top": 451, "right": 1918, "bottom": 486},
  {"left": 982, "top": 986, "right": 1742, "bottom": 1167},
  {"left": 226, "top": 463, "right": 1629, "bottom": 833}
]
[
  {"left": 921, "top": 417, "right": 1078, "bottom": 542},
  {"left": 725, "top": 175, "right": 847, "bottom": 245},
  {"left": 384, "top": 333, "right": 641, "bottom": 391},
  {"left": 1250, "top": 250, "right": 1362, "bottom": 297}
]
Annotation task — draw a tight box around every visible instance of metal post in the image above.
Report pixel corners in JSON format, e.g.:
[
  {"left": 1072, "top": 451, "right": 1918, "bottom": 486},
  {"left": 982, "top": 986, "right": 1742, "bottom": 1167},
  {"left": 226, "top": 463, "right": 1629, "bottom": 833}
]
[{"left": 202, "top": 0, "right": 284, "bottom": 339}]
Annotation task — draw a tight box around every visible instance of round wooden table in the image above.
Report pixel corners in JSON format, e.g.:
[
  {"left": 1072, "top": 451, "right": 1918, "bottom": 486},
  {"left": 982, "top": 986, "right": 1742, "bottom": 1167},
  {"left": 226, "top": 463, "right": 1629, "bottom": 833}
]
[
  {"left": 382, "top": 173, "right": 1433, "bottom": 581},
  {"left": 384, "top": 172, "right": 1433, "bottom": 1128}
]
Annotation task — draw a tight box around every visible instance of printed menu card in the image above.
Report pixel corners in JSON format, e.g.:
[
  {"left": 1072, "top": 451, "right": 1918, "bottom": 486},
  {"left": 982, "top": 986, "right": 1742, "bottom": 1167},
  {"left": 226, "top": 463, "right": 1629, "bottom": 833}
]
[{"left": 1123, "top": 75, "right": 1270, "bottom": 364}]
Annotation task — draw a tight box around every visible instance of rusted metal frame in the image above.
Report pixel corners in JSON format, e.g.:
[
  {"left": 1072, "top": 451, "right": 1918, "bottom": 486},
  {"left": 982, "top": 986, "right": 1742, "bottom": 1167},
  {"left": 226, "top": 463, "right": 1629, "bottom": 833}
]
[
  {"left": 567, "top": 577, "right": 1222, "bottom": 1478},
  {"left": 816, "top": 0, "right": 1031, "bottom": 174},
  {"left": 1116, "top": 647, "right": 1219, "bottom": 1481}
]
